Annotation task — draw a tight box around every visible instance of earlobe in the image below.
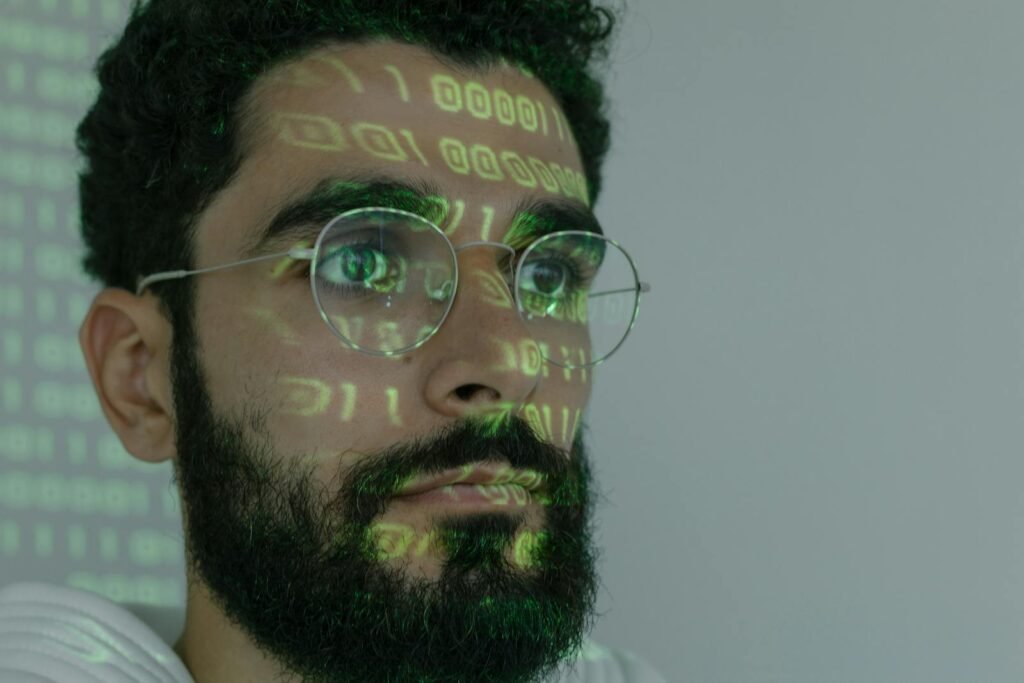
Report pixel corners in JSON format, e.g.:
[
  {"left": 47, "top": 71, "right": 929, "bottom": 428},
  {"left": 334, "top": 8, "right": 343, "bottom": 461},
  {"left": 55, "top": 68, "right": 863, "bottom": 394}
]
[{"left": 79, "top": 288, "right": 176, "bottom": 464}]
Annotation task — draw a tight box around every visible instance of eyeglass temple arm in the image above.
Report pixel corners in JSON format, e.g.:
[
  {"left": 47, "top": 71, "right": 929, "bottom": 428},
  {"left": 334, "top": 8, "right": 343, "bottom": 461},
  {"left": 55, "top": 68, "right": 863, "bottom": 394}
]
[
  {"left": 135, "top": 248, "right": 315, "bottom": 295},
  {"left": 136, "top": 248, "right": 650, "bottom": 300},
  {"left": 587, "top": 282, "right": 652, "bottom": 299}
]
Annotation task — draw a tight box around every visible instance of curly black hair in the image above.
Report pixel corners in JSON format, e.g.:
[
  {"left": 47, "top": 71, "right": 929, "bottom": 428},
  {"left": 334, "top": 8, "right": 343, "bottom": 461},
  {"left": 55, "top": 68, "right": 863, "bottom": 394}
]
[{"left": 75, "top": 0, "right": 618, "bottom": 325}]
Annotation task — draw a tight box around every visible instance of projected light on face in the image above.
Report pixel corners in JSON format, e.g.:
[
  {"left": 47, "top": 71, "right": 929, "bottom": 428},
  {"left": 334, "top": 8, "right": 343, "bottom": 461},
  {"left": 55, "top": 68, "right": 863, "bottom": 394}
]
[
  {"left": 171, "top": 332, "right": 599, "bottom": 682},
  {"left": 162, "top": 40, "right": 645, "bottom": 683}
]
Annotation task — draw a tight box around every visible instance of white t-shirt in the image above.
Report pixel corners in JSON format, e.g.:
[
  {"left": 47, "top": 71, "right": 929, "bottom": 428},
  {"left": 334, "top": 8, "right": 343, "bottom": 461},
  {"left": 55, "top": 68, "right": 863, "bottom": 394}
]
[{"left": 0, "top": 582, "right": 667, "bottom": 682}]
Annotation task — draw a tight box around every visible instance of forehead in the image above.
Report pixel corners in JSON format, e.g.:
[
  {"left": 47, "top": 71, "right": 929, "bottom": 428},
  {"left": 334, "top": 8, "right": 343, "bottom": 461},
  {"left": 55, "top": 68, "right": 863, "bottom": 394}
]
[{"left": 199, "top": 40, "right": 590, "bottom": 263}]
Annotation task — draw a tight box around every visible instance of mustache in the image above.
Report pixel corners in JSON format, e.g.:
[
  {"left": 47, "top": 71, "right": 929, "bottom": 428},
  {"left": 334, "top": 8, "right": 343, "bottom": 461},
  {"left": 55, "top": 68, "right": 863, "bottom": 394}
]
[{"left": 337, "top": 413, "right": 587, "bottom": 526}]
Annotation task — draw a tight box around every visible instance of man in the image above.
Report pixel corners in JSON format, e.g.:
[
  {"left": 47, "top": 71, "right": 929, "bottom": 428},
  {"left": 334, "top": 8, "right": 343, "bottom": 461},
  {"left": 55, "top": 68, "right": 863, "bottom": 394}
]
[{"left": 0, "top": 1, "right": 660, "bottom": 681}]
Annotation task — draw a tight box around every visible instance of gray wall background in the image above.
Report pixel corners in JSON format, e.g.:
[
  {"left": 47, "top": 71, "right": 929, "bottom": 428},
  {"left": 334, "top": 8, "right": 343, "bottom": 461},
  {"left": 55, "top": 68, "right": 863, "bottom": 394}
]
[{"left": 2, "top": 1, "right": 1023, "bottom": 682}]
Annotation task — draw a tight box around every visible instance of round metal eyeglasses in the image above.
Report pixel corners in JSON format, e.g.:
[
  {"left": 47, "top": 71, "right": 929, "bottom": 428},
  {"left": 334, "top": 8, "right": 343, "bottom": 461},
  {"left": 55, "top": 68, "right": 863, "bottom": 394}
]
[{"left": 136, "top": 207, "right": 651, "bottom": 369}]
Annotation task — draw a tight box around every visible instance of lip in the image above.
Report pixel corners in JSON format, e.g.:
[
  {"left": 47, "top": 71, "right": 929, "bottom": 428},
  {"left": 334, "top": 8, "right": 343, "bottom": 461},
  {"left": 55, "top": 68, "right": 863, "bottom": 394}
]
[
  {"left": 393, "top": 463, "right": 547, "bottom": 498},
  {"left": 395, "top": 483, "right": 538, "bottom": 507}
]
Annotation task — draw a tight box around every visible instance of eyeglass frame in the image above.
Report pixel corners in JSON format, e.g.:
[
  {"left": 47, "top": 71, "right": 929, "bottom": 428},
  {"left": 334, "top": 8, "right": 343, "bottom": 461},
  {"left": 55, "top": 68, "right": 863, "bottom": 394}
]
[{"left": 135, "top": 206, "right": 652, "bottom": 368}]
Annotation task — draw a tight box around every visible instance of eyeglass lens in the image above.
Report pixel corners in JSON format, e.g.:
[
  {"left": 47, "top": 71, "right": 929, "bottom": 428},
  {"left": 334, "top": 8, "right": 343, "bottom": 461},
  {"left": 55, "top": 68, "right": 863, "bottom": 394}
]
[{"left": 310, "top": 208, "right": 641, "bottom": 368}]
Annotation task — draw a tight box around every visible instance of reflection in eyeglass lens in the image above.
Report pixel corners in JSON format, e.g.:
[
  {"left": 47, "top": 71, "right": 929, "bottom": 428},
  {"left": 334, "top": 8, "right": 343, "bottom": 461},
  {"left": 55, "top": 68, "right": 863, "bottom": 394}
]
[{"left": 307, "top": 209, "right": 640, "bottom": 365}]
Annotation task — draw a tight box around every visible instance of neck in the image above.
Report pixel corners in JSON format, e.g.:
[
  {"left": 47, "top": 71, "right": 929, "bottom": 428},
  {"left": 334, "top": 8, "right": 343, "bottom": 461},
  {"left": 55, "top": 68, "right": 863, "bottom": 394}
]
[{"left": 173, "top": 578, "right": 297, "bottom": 683}]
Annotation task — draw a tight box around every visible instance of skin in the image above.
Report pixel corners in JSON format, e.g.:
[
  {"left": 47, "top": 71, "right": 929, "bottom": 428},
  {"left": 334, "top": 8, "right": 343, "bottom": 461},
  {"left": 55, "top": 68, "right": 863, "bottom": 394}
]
[{"left": 79, "top": 41, "right": 604, "bottom": 683}]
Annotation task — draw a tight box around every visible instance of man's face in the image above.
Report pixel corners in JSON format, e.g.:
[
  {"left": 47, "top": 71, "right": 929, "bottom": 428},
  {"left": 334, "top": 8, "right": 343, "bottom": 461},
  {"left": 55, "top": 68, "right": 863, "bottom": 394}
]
[{"left": 171, "top": 40, "right": 601, "bottom": 682}]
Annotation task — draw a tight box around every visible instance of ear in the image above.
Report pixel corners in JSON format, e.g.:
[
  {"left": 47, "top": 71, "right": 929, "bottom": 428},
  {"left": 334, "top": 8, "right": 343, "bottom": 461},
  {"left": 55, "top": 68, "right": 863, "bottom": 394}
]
[{"left": 78, "top": 288, "right": 177, "bottom": 464}]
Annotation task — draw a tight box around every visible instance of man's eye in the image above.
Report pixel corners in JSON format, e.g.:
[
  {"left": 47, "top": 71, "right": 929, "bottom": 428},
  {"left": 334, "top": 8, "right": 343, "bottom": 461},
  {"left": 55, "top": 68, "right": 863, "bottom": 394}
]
[
  {"left": 318, "top": 244, "right": 393, "bottom": 287},
  {"left": 520, "top": 259, "right": 572, "bottom": 298}
]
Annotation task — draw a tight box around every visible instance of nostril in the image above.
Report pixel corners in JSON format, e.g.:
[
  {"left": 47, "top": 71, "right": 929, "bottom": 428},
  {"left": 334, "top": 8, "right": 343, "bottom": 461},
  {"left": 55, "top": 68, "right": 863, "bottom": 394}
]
[{"left": 455, "top": 384, "right": 498, "bottom": 402}]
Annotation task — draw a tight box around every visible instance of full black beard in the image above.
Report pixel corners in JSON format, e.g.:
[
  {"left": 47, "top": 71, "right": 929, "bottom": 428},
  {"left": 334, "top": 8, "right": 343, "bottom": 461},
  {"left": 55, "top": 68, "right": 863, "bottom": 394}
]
[{"left": 168, "top": 308, "right": 601, "bottom": 683}]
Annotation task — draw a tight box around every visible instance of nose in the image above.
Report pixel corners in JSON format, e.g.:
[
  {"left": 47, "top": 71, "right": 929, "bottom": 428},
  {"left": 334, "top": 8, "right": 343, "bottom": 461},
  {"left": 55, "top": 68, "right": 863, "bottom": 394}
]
[{"left": 422, "top": 243, "right": 540, "bottom": 418}]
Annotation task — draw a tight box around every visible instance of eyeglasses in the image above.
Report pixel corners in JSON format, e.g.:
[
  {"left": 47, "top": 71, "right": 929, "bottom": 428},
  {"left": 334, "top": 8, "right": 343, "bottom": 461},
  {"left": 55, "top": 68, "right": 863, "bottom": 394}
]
[{"left": 136, "top": 207, "right": 651, "bottom": 368}]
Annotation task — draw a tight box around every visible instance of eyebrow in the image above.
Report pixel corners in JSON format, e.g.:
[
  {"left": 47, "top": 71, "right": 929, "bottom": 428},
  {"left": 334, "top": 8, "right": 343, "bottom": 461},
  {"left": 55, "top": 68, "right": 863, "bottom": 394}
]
[{"left": 240, "top": 172, "right": 604, "bottom": 259}]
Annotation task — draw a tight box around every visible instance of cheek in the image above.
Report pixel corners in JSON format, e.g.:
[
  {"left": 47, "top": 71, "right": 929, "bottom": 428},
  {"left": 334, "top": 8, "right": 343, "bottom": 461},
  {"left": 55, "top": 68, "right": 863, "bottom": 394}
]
[
  {"left": 522, "top": 367, "right": 592, "bottom": 451},
  {"left": 196, "top": 276, "right": 404, "bottom": 447},
  {"left": 261, "top": 342, "right": 415, "bottom": 458},
  {"left": 191, "top": 280, "right": 281, "bottom": 409}
]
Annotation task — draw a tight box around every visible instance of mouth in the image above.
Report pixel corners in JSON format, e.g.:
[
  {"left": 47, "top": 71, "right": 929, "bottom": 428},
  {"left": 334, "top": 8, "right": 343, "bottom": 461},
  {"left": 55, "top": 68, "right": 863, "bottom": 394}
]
[
  {"left": 394, "top": 483, "right": 537, "bottom": 507},
  {"left": 391, "top": 463, "right": 548, "bottom": 508}
]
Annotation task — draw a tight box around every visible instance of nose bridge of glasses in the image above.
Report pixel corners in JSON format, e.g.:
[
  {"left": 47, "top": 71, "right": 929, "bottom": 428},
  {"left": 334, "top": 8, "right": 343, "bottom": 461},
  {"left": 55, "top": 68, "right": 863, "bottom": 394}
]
[
  {"left": 453, "top": 241, "right": 517, "bottom": 287},
  {"left": 453, "top": 241, "right": 515, "bottom": 257}
]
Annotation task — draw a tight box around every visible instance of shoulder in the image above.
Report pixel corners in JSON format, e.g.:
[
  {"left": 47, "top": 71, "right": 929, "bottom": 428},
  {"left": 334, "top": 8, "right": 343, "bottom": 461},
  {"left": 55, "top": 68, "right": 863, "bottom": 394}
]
[
  {"left": 0, "top": 581, "right": 193, "bottom": 683},
  {"left": 552, "top": 638, "right": 669, "bottom": 682}
]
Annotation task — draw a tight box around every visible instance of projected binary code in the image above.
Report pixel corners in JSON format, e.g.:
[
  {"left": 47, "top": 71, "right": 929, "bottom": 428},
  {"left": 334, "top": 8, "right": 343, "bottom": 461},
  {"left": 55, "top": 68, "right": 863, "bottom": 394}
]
[{"left": 0, "top": 0, "right": 185, "bottom": 607}]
